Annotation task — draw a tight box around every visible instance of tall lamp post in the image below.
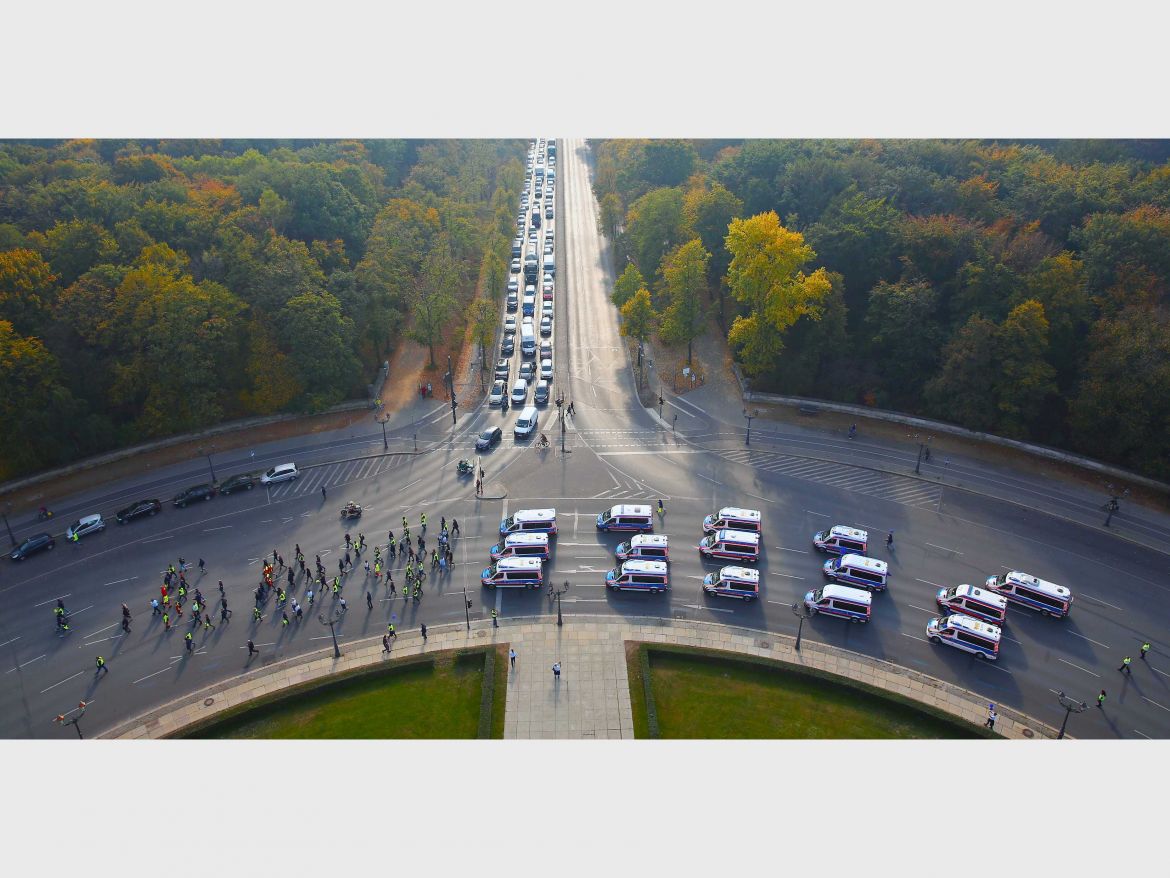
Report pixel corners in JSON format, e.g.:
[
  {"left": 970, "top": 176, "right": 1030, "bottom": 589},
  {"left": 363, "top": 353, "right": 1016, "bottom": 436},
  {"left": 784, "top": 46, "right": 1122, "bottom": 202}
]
[
  {"left": 1, "top": 501, "right": 15, "bottom": 549},
  {"left": 377, "top": 414, "right": 389, "bottom": 451},
  {"left": 743, "top": 408, "right": 758, "bottom": 446},
  {"left": 791, "top": 601, "right": 813, "bottom": 652},
  {"left": 1056, "top": 690, "right": 1088, "bottom": 739},
  {"left": 318, "top": 607, "right": 345, "bottom": 659},
  {"left": 914, "top": 435, "right": 931, "bottom": 475},
  {"left": 551, "top": 580, "right": 570, "bottom": 626},
  {"left": 1103, "top": 496, "right": 1120, "bottom": 527},
  {"left": 54, "top": 701, "right": 89, "bottom": 739},
  {"left": 446, "top": 354, "right": 458, "bottom": 426},
  {"left": 463, "top": 584, "right": 472, "bottom": 632},
  {"left": 198, "top": 445, "right": 217, "bottom": 484}
]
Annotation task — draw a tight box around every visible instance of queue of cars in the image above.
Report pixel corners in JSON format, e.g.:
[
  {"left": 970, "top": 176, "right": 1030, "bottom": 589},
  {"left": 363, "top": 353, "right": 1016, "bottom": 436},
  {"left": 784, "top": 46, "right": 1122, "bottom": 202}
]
[{"left": 9, "top": 462, "right": 301, "bottom": 562}]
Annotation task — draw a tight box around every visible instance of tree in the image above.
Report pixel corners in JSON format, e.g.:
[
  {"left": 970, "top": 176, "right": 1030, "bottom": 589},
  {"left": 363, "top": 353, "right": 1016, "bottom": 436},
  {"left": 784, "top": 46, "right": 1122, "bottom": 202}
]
[
  {"left": 0, "top": 320, "right": 76, "bottom": 480},
  {"left": 470, "top": 298, "right": 497, "bottom": 374},
  {"left": 684, "top": 179, "right": 743, "bottom": 289},
  {"left": 994, "top": 300, "right": 1058, "bottom": 438},
  {"left": 638, "top": 140, "right": 698, "bottom": 188},
  {"left": 924, "top": 314, "right": 1001, "bottom": 431},
  {"left": 237, "top": 317, "right": 303, "bottom": 414},
  {"left": 657, "top": 239, "right": 710, "bottom": 365},
  {"left": 805, "top": 189, "right": 901, "bottom": 318},
  {"left": 724, "top": 212, "right": 833, "bottom": 379},
  {"left": 38, "top": 220, "right": 119, "bottom": 287},
  {"left": 1070, "top": 205, "right": 1170, "bottom": 292},
  {"left": 279, "top": 291, "right": 362, "bottom": 410},
  {"left": 863, "top": 280, "right": 943, "bottom": 409},
  {"left": 611, "top": 263, "right": 646, "bottom": 308},
  {"left": 480, "top": 249, "right": 506, "bottom": 303},
  {"left": 620, "top": 288, "right": 656, "bottom": 388},
  {"left": 624, "top": 187, "right": 687, "bottom": 278},
  {"left": 408, "top": 237, "right": 458, "bottom": 367},
  {"left": 0, "top": 248, "right": 56, "bottom": 335},
  {"left": 599, "top": 193, "right": 623, "bottom": 241}
]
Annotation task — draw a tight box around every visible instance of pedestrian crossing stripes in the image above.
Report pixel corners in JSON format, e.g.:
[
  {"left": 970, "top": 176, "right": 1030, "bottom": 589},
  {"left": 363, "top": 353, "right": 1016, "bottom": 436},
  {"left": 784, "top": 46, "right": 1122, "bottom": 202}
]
[
  {"left": 266, "top": 455, "right": 408, "bottom": 499},
  {"left": 718, "top": 448, "right": 942, "bottom": 509}
]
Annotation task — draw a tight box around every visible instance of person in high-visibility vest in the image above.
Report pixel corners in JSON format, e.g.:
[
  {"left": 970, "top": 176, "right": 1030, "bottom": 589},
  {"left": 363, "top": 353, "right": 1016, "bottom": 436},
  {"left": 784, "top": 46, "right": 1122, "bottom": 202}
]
[{"left": 95, "top": 656, "right": 108, "bottom": 674}]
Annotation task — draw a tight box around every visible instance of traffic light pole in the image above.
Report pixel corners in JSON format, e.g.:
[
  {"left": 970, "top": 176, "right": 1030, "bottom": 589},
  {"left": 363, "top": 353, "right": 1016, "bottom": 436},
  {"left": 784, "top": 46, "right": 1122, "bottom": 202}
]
[{"left": 446, "top": 355, "right": 457, "bottom": 426}]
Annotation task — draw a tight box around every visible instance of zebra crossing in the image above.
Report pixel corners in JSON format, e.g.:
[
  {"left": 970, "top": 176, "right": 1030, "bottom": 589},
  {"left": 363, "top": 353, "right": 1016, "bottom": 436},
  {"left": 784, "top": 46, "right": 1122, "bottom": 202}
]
[
  {"left": 718, "top": 448, "right": 942, "bottom": 509},
  {"left": 266, "top": 455, "right": 409, "bottom": 499}
]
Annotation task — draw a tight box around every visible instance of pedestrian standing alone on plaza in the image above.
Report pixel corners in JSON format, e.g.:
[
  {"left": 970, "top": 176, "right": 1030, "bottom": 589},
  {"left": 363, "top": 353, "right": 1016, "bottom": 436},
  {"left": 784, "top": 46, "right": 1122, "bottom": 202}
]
[
  {"left": 366, "top": 591, "right": 373, "bottom": 610},
  {"left": 552, "top": 662, "right": 560, "bottom": 682},
  {"left": 510, "top": 648, "right": 516, "bottom": 669}
]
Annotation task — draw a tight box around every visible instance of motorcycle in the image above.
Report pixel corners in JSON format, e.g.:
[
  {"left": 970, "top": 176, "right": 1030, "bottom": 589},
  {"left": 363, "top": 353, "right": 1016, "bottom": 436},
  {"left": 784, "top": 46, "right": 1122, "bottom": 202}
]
[
  {"left": 456, "top": 459, "right": 474, "bottom": 477},
  {"left": 38, "top": 507, "right": 53, "bottom": 521},
  {"left": 340, "top": 501, "right": 363, "bottom": 520}
]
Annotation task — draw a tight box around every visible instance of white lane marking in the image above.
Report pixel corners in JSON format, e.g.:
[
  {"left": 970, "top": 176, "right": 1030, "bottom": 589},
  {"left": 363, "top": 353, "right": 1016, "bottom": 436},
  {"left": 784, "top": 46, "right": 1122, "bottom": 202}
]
[
  {"left": 914, "top": 578, "right": 945, "bottom": 589},
  {"left": 573, "top": 555, "right": 607, "bottom": 559},
  {"left": 980, "top": 662, "right": 1012, "bottom": 674},
  {"left": 34, "top": 594, "right": 71, "bottom": 607},
  {"left": 69, "top": 605, "right": 94, "bottom": 617},
  {"left": 203, "top": 525, "right": 232, "bottom": 532},
  {"left": 1058, "top": 658, "right": 1101, "bottom": 677},
  {"left": 774, "top": 547, "right": 809, "bottom": 554},
  {"left": 399, "top": 477, "right": 423, "bottom": 492},
  {"left": 745, "top": 492, "right": 775, "bottom": 504},
  {"left": 677, "top": 603, "right": 735, "bottom": 614},
  {"left": 906, "top": 604, "right": 935, "bottom": 614},
  {"left": 238, "top": 642, "right": 277, "bottom": 648},
  {"left": 805, "top": 510, "right": 830, "bottom": 517},
  {"left": 309, "top": 635, "right": 347, "bottom": 641},
  {"left": 924, "top": 543, "right": 963, "bottom": 554},
  {"left": 767, "top": 599, "right": 798, "bottom": 606},
  {"left": 40, "top": 670, "right": 85, "bottom": 693},
  {"left": 1134, "top": 729, "right": 1153, "bottom": 739},
  {"left": 1141, "top": 697, "right": 1170, "bottom": 713},
  {"left": 901, "top": 633, "right": 930, "bottom": 644},
  {"left": 84, "top": 623, "right": 119, "bottom": 638},
  {"left": 142, "top": 535, "right": 174, "bottom": 544},
  {"left": 1001, "top": 633, "right": 1023, "bottom": 645},
  {"left": 1080, "top": 593, "right": 1124, "bottom": 611},
  {"left": 1067, "top": 630, "right": 1110, "bottom": 649},
  {"left": 1150, "top": 666, "right": 1170, "bottom": 679},
  {"left": 696, "top": 474, "right": 721, "bottom": 485},
  {"left": 0, "top": 636, "right": 22, "bottom": 648},
  {"left": 569, "top": 598, "right": 607, "bottom": 603},
  {"left": 767, "top": 572, "right": 806, "bottom": 580},
  {"left": 102, "top": 577, "right": 138, "bottom": 586},
  {"left": 133, "top": 668, "right": 171, "bottom": 685},
  {"left": 6, "top": 654, "right": 46, "bottom": 672}
]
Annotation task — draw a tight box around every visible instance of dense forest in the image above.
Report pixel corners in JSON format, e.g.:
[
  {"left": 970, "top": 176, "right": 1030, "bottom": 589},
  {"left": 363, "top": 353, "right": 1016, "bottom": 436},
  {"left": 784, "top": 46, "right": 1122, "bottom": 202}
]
[
  {"left": 593, "top": 139, "right": 1170, "bottom": 479},
  {"left": 0, "top": 139, "right": 526, "bottom": 480}
]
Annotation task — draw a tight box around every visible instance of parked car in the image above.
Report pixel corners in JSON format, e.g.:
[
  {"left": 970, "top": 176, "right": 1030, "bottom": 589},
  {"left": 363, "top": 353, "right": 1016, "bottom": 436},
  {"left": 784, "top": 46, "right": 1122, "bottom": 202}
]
[
  {"left": 66, "top": 514, "right": 105, "bottom": 541},
  {"left": 489, "top": 380, "right": 507, "bottom": 406},
  {"left": 10, "top": 532, "right": 55, "bottom": 561},
  {"left": 260, "top": 463, "right": 299, "bottom": 485},
  {"left": 218, "top": 473, "right": 256, "bottom": 495},
  {"left": 116, "top": 498, "right": 161, "bottom": 524},
  {"left": 476, "top": 426, "right": 503, "bottom": 452},
  {"left": 173, "top": 484, "right": 215, "bottom": 507}
]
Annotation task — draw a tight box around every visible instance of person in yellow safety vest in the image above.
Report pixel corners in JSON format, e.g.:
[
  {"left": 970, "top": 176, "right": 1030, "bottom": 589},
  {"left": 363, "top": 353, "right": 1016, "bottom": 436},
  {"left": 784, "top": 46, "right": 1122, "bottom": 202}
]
[
  {"left": 95, "top": 656, "right": 108, "bottom": 674},
  {"left": 332, "top": 577, "right": 340, "bottom": 595}
]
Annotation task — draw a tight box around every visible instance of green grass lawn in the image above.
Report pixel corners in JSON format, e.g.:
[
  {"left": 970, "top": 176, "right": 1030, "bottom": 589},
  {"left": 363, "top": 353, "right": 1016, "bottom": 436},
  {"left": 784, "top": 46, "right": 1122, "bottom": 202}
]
[
  {"left": 647, "top": 649, "right": 979, "bottom": 739},
  {"left": 190, "top": 652, "right": 485, "bottom": 739}
]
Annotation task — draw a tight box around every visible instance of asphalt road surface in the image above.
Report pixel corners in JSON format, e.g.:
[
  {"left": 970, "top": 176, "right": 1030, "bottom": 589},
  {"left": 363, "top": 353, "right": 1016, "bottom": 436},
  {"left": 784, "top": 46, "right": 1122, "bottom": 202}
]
[{"left": 3, "top": 137, "right": 1169, "bottom": 739}]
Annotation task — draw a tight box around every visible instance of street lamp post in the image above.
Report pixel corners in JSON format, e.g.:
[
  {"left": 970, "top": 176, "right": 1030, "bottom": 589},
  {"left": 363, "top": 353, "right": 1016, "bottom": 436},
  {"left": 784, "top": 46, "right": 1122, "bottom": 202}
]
[
  {"left": 658, "top": 392, "right": 664, "bottom": 419},
  {"left": 378, "top": 414, "right": 389, "bottom": 451},
  {"left": 54, "top": 701, "right": 88, "bottom": 739},
  {"left": 446, "top": 354, "right": 458, "bottom": 426},
  {"left": 318, "top": 608, "right": 345, "bottom": 659},
  {"left": 551, "top": 580, "right": 570, "bottom": 626},
  {"left": 1, "top": 502, "right": 15, "bottom": 549},
  {"left": 743, "top": 409, "right": 758, "bottom": 446},
  {"left": 1056, "top": 690, "right": 1088, "bottom": 739},
  {"left": 464, "top": 584, "right": 472, "bottom": 632},
  {"left": 199, "top": 445, "right": 217, "bottom": 484},
  {"left": 791, "top": 601, "right": 812, "bottom": 652},
  {"left": 1104, "top": 496, "right": 1120, "bottom": 527},
  {"left": 914, "top": 435, "right": 932, "bottom": 475}
]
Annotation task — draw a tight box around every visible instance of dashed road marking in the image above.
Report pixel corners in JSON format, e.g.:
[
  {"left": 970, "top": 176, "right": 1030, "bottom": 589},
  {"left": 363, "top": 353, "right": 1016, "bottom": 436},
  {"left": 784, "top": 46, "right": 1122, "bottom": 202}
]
[{"left": 1058, "top": 658, "right": 1101, "bottom": 677}]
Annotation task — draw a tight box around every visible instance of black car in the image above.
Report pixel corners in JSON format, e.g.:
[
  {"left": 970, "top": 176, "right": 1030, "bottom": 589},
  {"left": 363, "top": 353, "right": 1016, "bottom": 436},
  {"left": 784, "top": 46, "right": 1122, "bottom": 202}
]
[
  {"left": 10, "top": 532, "right": 55, "bottom": 561},
  {"left": 173, "top": 484, "right": 215, "bottom": 507},
  {"left": 475, "top": 426, "right": 503, "bottom": 452},
  {"left": 116, "top": 498, "right": 162, "bottom": 524},
  {"left": 501, "top": 337, "right": 515, "bottom": 357},
  {"left": 218, "top": 473, "right": 256, "bottom": 495}
]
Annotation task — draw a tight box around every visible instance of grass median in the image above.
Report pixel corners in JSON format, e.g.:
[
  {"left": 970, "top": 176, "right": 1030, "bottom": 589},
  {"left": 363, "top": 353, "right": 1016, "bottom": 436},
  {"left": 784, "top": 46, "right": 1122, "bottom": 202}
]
[
  {"left": 635, "top": 645, "right": 983, "bottom": 739},
  {"left": 188, "top": 650, "right": 487, "bottom": 739}
]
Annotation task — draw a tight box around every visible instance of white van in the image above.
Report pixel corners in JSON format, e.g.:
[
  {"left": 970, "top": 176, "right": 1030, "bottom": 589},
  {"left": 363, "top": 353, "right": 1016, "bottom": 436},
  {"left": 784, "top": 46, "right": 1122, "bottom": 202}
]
[
  {"left": 480, "top": 557, "right": 544, "bottom": 589},
  {"left": 489, "top": 533, "right": 551, "bottom": 561},
  {"left": 699, "top": 529, "right": 760, "bottom": 562},
  {"left": 510, "top": 378, "right": 529, "bottom": 405},
  {"left": 702, "top": 506, "right": 762, "bottom": 534},
  {"left": 615, "top": 534, "right": 669, "bottom": 562},
  {"left": 823, "top": 554, "right": 888, "bottom": 591},
  {"left": 985, "top": 571, "right": 1072, "bottom": 618},
  {"left": 804, "top": 584, "right": 872, "bottom": 622},
  {"left": 936, "top": 584, "right": 1008, "bottom": 625},
  {"left": 520, "top": 324, "right": 536, "bottom": 358},
  {"left": 596, "top": 504, "right": 654, "bottom": 532},
  {"left": 605, "top": 560, "right": 669, "bottom": 593},
  {"left": 702, "top": 566, "right": 760, "bottom": 601},
  {"left": 514, "top": 405, "right": 539, "bottom": 439},
  {"left": 499, "top": 508, "right": 558, "bottom": 536},
  {"left": 543, "top": 254, "right": 555, "bottom": 276},
  {"left": 927, "top": 614, "right": 1002, "bottom": 660},
  {"left": 812, "top": 525, "right": 868, "bottom": 556},
  {"left": 261, "top": 462, "right": 299, "bottom": 485}
]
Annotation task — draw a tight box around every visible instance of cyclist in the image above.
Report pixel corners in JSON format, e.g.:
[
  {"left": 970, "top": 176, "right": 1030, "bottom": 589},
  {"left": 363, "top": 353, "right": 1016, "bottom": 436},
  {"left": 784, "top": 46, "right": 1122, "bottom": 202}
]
[{"left": 539, "top": 433, "right": 549, "bottom": 447}]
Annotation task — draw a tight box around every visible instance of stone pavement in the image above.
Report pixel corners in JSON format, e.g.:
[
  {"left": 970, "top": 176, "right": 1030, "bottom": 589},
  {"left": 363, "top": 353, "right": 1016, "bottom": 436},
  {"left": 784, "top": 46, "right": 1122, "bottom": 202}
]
[{"left": 100, "top": 615, "right": 1058, "bottom": 740}]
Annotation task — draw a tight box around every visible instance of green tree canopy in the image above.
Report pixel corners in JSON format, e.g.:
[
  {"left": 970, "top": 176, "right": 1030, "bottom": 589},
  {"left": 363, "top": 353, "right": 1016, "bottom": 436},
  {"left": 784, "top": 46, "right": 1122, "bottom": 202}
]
[{"left": 657, "top": 239, "right": 710, "bottom": 365}]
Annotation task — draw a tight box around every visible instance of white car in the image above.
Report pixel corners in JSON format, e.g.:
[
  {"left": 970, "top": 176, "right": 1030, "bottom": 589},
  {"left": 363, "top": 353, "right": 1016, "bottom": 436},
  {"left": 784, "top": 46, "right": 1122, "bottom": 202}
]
[
  {"left": 509, "top": 259, "right": 520, "bottom": 274},
  {"left": 540, "top": 358, "right": 553, "bottom": 380},
  {"left": 66, "top": 513, "right": 105, "bottom": 541},
  {"left": 489, "top": 380, "right": 507, "bottom": 406},
  {"left": 261, "top": 463, "right": 299, "bottom": 485},
  {"left": 542, "top": 302, "right": 553, "bottom": 319},
  {"left": 540, "top": 316, "right": 552, "bottom": 337},
  {"left": 511, "top": 379, "right": 529, "bottom": 404},
  {"left": 539, "top": 340, "right": 552, "bottom": 360},
  {"left": 504, "top": 316, "right": 517, "bottom": 337}
]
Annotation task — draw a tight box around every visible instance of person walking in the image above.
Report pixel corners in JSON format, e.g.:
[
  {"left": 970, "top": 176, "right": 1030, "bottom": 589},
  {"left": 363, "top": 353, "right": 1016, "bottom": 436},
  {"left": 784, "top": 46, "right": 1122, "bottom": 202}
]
[
  {"left": 491, "top": 608, "right": 498, "bottom": 628},
  {"left": 287, "top": 568, "right": 295, "bottom": 588},
  {"left": 344, "top": 550, "right": 352, "bottom": 571},
  {"left": 552, "top": 662, "right": 560, "bottom": 682},
  {"left": 387, "top": 622, "right": 396, "bottom": 639},
  {"left": 364, "top": 559, "right": 372, "bottom": 576},
  {"left": 1119, "top": 656, "right": 1133, "bottom": 674},
  {"left": 163, "top": 611, "right": 170, "bottom": 631},
  {"left": 151, "top": 598, "right": 161, "bottom": 616},
  {"left": 1097, "top": 689, "right": 1107, "bottom": 708},
  {"left": 185, "top": 631, "right": 194, "bottom": 652},
  {"left": 886, "top": 531, "right": 894, "bottom": 548},
  {"left": 382, "top": 634, "right": 391, "bottom": 654},
  {"left": 295, "top": 604, "right": 303, "bottom": 621},
  {"left": 282, "top": 612, "right": 290, "bottom": 627},
  {"left": 203, "top": 613, "right": 214, "bottom": 631},
  {"left": 657, "top": 498, "right": 665, "bottom": 519},
  {"left": 339, "top": 597, "right": 348, "bottom": 613},
  {"left": 95, "top": 656, "right": 109, "bottom": 675},
  {"left": 218, "top": 580, "right": 225, "bottom": 597},
  {"left": 220, "top": 602, "right": 232, "bottom": 623},
  {"left": 387, "top": 574, "right": 396, "bottom": 597},
  {"left": 338, "top": 558, "right": 345, "bottom": 577},
  {"left": 1141, "top": 641, "right": 1152, "bottom": 660},
  {"left": 420, "top": 623, "right": 427, "bottom": 642},
  {"left": 366, "top": 591, "right": 374, "bottom": 611},
  {"left": 985, "top": 704, "right": 997, "bottom": 730},
  {"left": 475, "top": 478, "right": 482, "bottom": 496},
  {"left": 252, "top": 607, "right": 263, "bottom": 623},
  {"left": 509, "top": 648, "right": 516, "bottom": 669},
  {"left": 307, "top": 588, "right": 315, "bottom": 606},
  {"left": 247, "top": 639, "right": 257, "bottom": 658},
  {"left": 321, "top": 485, "right": 327, "bottom": 500},
  {"left": 451, "top": 519, "right": 459, "bottom": 538}
]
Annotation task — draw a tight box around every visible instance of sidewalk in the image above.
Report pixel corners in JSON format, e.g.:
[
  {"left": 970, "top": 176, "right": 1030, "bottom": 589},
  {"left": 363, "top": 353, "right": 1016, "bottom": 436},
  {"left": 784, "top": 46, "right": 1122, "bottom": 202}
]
[{"left": 100, "top": 615, "right": 1056, "bottom": 740}]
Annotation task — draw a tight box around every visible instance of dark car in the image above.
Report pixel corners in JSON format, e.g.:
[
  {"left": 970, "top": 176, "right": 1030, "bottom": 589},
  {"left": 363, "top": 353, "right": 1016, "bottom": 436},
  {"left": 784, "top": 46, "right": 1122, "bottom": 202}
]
[
  {"left": 475, "top": 426, "right": 503, "bottom": 452},
  {"left": 500, "top": 337, "right": 515, "bottom": 357},
  {"left": 10, "top": 532, "right": 55, "bottom": 561},
  {"left": 116, "top": 498, "right": 162, "bottom": 524},
  {"left": 173, "top": 484, "right": 215, "bottom": 507},
  {"left": 218, "top": 473, "right": 256, "bottom": 495}
]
